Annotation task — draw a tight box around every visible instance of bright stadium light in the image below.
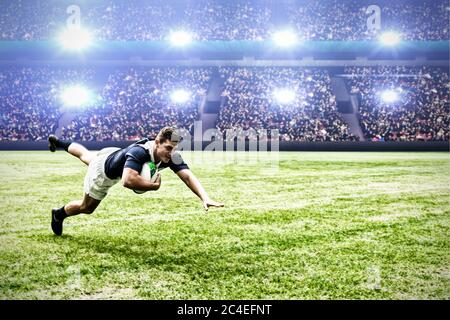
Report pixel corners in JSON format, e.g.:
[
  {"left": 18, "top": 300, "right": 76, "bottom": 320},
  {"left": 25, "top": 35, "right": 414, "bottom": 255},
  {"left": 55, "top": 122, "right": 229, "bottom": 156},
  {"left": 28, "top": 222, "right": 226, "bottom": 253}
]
[
  {"left": 58, "top": 27, "right": 93, "bottom": 50},
  {"left": 170, "top": 89, "right": 191, "bottom": 103},
  {"left": 61, "top": 86, "right": 91, "bottom": 107},
  {"left": 379, "top": 31, "right": 401, "bottom": 46},
  {"left": 381, "top": 89, "right": 399, "bottom": 104},
  {"left": 273, "top": 89, "right": 296, "bottom": 104},
  {"left": 272, "top": 30, "right": 298, "bottom": 47},
  {"left": 169, "top": 31, "right": 193, "bottom": 46}
]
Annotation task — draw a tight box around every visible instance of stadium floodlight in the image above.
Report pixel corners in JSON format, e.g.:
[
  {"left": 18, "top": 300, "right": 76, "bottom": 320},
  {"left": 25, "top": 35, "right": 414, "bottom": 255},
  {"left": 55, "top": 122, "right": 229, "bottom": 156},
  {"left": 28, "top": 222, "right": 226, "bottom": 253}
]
[
  {"left": 58, "top": 27, "right": 92, "bottom": 50},
  {"left": 169, "top": 31, "right": 193, "bottom": 46},
  {"left": 381, "top": 89, "right": 399, "bottom": 104},
  {"left": 379, "top": 31, "right": 401, "bottom": 46},
  {"left": 273, "top": 89, "right": 296, "bottom": 104},
  {"left": 61, "top": 86, "right": 91, "bottom": 107},
  {"left": 272, "top": 30, "right": 298, "bottom": 47},
  {"left": 170, "top": 89, "right": 191, "bottom": 103}
]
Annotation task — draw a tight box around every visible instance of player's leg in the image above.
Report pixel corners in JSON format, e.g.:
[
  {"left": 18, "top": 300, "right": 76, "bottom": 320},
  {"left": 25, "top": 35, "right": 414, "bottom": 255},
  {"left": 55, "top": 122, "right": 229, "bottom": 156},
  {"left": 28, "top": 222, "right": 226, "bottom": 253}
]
[
  {"left": 50, "top": 149, "right": 120, "bottom": 236},
  {"left": 51, "top": 194, "right": 101, "bottom": 236},
  {"left": 65, "top": 193, "right": 101, "bottom": 216},
  {"left": 48, "top": 135, "right": 95, "bottom": 165},
  {"left": 67, "top": 143, "right": 96, "bottom": 166}
]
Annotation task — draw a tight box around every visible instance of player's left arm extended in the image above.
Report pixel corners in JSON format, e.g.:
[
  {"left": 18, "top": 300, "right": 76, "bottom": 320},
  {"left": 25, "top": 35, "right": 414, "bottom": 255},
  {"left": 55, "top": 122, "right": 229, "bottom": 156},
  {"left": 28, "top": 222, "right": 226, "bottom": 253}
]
[{"left": 176, "top": 169, "right": 224, "bottom": 211}]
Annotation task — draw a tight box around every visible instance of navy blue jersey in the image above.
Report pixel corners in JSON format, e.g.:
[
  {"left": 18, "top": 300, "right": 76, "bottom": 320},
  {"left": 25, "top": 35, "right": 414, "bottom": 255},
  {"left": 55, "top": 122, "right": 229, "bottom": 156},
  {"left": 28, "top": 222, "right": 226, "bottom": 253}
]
[{"left": 104, "top": 139, "right": 189, "bottom": 179}]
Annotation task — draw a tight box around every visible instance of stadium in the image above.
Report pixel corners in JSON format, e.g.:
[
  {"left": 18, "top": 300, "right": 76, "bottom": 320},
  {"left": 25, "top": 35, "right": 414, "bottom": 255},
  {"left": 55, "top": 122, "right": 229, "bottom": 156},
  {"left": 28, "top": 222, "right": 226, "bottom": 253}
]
[{"left": 0, "top": 0, "right": 449, "bottom": 303}]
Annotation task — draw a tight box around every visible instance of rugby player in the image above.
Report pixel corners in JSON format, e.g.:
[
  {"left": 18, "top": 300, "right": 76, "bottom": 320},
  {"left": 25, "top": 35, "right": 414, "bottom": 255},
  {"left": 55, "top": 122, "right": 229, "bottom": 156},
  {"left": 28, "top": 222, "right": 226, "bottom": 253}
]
[{"left": 48, "top": 127, "right": 223, "bottom": 236}]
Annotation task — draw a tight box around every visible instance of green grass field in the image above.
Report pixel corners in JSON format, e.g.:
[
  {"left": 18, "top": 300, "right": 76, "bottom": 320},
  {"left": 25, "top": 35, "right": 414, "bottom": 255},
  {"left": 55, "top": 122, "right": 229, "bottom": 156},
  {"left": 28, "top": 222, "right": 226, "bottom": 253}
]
[{"left": 0, "top": 151, "right": 449, "bottom": 299}]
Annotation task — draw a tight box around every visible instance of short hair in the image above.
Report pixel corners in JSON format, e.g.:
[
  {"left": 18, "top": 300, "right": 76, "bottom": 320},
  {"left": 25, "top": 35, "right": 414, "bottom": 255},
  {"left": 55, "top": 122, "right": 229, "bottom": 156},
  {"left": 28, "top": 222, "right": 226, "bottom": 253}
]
[{"left": 156, "top": 127, "right": 181, "bottom": 143}]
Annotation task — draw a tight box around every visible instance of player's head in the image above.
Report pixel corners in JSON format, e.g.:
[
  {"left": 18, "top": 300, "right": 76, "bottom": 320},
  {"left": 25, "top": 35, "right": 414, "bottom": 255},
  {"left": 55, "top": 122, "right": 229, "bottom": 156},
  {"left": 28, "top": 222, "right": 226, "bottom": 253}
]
[{"left": 154, "top": 127, "right": 181, "bottom": 163}]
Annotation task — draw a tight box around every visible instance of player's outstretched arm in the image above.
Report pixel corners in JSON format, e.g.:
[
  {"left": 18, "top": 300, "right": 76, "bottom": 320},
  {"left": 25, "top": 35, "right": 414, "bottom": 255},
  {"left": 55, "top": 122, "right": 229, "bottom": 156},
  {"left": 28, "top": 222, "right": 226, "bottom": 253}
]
[{"left": 176, "top": 169, "right": 224, "bottom": 212}]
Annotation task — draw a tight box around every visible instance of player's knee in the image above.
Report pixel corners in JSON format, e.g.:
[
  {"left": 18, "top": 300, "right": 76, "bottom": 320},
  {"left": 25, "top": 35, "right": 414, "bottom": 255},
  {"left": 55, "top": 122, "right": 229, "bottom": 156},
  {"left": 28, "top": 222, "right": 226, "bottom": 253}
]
[{"left": 80, "top": 153, "right": 94, "bottom": 165}]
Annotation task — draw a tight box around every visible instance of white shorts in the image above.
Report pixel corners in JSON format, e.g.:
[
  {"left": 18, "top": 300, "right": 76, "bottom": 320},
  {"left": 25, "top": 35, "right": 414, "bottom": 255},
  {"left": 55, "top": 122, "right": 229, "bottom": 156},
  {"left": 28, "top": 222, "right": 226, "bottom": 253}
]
[{"left": 83, "top": 147, "right": 121, "bottom": 201}]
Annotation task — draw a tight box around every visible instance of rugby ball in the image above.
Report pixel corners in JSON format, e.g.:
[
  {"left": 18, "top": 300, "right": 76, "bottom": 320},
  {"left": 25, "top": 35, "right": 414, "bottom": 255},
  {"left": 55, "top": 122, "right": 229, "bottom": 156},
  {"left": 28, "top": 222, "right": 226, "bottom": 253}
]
[{"left": 133, "top": 161, "right": 158, "bottom": 194}]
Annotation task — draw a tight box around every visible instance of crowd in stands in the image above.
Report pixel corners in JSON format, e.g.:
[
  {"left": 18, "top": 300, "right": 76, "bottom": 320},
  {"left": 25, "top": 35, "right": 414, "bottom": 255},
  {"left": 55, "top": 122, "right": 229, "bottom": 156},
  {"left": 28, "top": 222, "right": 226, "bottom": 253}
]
[
  {"left": 288, "top": 0, "right": 449, "bottom": 41},
  {"left": 345, "top": 66, "right": 449, "bottom": 141},
  {"left": 180, "top": 0, "right": 271, "bottom": 41},
  {"left": 60, "top": 67, "right": 212, "bottom": 141},
  {"left": 0, "top": 0, "right": 448, "bottom": 41},
  {"left": 0, "top": 66, "right": 448, "bottom": 142},
  {"left": 0, "top": 67, "right": 94, "bottom": 141},
  {"left": 217, "top": 67, "right": 359, "bottom": 142}
]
